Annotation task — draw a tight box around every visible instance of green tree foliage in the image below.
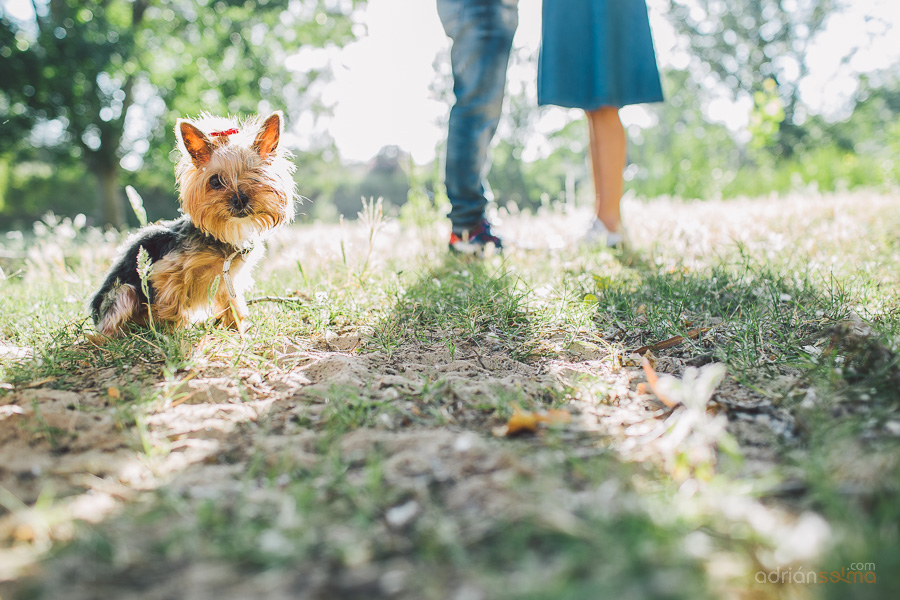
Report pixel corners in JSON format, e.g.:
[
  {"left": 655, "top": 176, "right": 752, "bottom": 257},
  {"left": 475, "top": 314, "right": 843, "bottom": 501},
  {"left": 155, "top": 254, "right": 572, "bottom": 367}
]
[
  {"left": 624, "top": 68, "right": 900, "bottom": 200},
  {"left": 661, "top": 0, "right": 843, "bottom": 156},
  {"left": 1, "top": 0, "right": 360, "bottom": 227},
  {"left": 482, "top": 45, "right": 589, "bottom": 214},
  {"left": 490, "top": 118, "right": 588, "bottom": 213},
  {"left": 625, "top": 69, "right": 740, "bottom": 199},
  {"left": 338, "top": 145, "right": 411, "bottom": 216}
]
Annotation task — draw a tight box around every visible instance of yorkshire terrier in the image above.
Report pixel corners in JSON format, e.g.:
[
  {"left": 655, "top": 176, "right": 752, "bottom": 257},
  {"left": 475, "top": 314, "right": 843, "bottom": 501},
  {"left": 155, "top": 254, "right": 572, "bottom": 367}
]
[{"left": 90, "top": 111, "right": 296, "bottom": 337}]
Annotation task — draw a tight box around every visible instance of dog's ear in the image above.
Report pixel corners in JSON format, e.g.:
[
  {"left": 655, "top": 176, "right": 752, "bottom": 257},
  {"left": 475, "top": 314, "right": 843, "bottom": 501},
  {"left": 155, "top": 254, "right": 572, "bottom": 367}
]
[
  {"left": 252, "top": 111, "right": 282, "bottom": 160},
  {"left": 177, "top": 120, "right": 214, "bottom": 166}
]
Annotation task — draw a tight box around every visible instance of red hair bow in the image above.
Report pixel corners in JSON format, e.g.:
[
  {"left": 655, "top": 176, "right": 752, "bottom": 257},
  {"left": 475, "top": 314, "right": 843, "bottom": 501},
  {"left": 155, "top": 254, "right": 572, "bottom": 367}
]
[{"left": 209, "top": 128, "right": 239, "bottom": 137}]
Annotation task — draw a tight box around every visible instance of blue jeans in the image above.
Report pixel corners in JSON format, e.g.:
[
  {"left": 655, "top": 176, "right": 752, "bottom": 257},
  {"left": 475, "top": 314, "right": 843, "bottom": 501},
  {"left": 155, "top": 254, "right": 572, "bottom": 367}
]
[{"left": 437, "top": 0, "right": 518, "bottom": 231}]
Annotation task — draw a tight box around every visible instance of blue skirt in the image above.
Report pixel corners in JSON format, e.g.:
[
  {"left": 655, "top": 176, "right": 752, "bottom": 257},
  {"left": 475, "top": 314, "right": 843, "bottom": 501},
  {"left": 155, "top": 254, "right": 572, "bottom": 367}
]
[{"left": 538, "top": 0, "right": 664, "bottom": 109}]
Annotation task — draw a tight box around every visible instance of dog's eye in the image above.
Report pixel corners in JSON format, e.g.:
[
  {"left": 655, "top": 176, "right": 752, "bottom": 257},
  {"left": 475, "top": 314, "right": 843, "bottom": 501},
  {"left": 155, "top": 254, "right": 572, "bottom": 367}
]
[{"left": 208, "top": 174, "right": 224, "bottom": 190}]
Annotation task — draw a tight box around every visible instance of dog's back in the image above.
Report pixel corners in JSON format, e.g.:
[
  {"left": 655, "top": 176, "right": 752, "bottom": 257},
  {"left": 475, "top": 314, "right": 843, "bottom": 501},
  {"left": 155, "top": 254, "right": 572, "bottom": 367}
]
[{"left": 90, "top": 217, "right": 189, "bottom": 335}]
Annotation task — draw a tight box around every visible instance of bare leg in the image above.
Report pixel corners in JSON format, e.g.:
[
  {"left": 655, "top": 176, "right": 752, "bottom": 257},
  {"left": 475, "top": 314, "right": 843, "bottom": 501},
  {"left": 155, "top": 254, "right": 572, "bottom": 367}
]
[{"left": 586, "top": 106, "right": 627, "bottom": 233}]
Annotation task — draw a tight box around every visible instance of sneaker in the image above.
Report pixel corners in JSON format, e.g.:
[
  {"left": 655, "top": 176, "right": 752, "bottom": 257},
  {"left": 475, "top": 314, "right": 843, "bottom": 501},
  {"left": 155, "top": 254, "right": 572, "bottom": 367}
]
[
  {"left": 582, "top": 218, "right": 624, "bottom": 248},
  {"left": 449, "top": 219, "right": 503, "bottom": 256}
]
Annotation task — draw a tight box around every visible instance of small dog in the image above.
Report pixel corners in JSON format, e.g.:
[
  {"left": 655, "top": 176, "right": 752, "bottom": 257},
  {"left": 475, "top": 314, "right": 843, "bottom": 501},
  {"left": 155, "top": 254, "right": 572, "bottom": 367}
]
[{"left": 90, "top": 112, "right": 296, "bottom": 337}]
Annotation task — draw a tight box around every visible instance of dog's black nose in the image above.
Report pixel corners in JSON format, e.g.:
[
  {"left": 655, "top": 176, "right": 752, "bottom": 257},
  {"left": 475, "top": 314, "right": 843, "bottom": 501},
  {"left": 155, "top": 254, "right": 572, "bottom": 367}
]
[{"left": 230, "top": 193, "right": 251, "bottom": 214}]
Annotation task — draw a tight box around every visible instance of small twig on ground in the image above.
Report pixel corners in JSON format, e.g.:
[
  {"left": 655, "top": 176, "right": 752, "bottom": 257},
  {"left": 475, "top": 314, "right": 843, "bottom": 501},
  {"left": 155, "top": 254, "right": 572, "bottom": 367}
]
[
  {"left": 247, "top": 296, "right": 305, "bottom": 306},
  {"left": 471, "top": 345, "right": 489, "bottom": 370},
  {"left": 633, "top": 327, "right": 709, "bottom": 355},
  {"left": 22, "top": 377, "right": 57, "bottom": 389}
]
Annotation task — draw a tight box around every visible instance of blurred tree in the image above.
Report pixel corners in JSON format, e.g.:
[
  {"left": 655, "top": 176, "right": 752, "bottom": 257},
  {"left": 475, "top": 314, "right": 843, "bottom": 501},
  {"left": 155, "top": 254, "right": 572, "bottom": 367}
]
[
  {"left": 0, "top": 0, "right": 361, "bottom": 227},
  {"left": 490, "top": 78, "right": 540, "bottom": 210},
  {"left": 327, "top": 145, "right": 409, "bottom": 217},
  {"left": 627, "top": 69, "right": 743, "bottom": 199},
  {"left": 662, "top": 0, "right": 846, "bottom": 156},
  {"left": 485, "top": 45, "right": 572, "bottom": 213}
]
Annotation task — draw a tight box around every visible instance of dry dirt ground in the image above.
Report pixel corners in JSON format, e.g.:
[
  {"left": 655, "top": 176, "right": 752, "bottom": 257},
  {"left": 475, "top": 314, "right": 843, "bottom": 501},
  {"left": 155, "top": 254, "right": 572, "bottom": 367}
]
[{"left": 0, "top": 192, "right": 897, "bottom": 599}]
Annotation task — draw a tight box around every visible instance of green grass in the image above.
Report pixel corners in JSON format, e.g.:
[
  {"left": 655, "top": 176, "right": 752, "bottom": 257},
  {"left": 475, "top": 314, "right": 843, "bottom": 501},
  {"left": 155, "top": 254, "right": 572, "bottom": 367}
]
[
  {"left": 384, "top": 259, "right": 539, "bottom": 352},
  {"left": 40, "top": 442, "right": 714, "bottom": 599},
  {"left": 2, "top": 192, "right": 900, "bottom": 598}
]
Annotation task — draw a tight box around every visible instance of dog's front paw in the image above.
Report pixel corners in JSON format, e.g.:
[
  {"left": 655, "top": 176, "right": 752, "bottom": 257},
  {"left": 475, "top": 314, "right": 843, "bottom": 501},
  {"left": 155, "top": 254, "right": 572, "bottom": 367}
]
[
  {"left": 216, "top": 301, "right": 249, "bottom": 334},
  {"left": 222, "top": 314, "right": 247, "bottom": 334}
]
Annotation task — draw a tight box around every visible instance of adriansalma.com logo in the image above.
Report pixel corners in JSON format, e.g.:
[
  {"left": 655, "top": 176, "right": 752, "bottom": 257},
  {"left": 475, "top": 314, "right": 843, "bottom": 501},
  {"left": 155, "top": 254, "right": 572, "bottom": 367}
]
[{"left": 756, "top": 563, "right": 877, "bottom": 585}]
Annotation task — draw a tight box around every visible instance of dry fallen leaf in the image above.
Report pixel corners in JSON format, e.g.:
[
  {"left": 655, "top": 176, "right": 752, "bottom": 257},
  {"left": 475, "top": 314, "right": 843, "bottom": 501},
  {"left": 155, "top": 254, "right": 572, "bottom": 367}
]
[
  {"left": 505, "top": 407, "right": 541, "bottom": 435},
  {"left": 493, "top": 407, "right": 572, "bottom": 437},
  {"left": 107, "top": 387, "right": 121, "bottom": 399},
  {"left": 641, "top": 356, "right": 680, "bottom": 408},
  {"left": 0, "top": 405, "right": 26, "bottom": 420},
  {"left": 13, "top": 523, "right": 35, "bottom": 543}
]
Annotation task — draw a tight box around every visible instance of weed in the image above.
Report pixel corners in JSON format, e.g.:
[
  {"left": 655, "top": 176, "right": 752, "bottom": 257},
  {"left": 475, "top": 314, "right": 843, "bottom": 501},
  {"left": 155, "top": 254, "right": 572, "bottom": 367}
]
[{"left": 356, "top": 196, "right": 386, "bottom": 284}]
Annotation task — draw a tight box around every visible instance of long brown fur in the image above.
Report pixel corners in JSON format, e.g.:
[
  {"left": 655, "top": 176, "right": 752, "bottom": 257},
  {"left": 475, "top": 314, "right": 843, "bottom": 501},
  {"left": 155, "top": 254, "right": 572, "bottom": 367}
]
[
  {"left": 90, "top": 111, "right": 296, "bottom": 339},
  {"left": 176, "top": 112, "right": 295, "bottom": 247}
]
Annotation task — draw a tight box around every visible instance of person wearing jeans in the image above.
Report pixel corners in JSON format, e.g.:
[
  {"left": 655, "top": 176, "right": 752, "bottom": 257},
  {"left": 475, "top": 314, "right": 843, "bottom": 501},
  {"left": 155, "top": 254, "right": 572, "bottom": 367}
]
[{"left": 437, "top": 0, "right": 518, "bottom": 255}]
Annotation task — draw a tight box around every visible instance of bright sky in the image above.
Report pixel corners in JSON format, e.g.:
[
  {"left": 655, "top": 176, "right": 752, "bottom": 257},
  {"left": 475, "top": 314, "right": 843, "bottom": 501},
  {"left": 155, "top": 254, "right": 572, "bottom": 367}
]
[
  {"left": 3, "top": 0, "right": 899, "bottom": 165},
  {"left": 327, "top": 0, "right": 900, "bottom": 163},
  {"left": 325, "top": 0, "right": 455, "bottom": 163},
  {"left": 327, "top": 0, "right": 666, "bottom": 162}
]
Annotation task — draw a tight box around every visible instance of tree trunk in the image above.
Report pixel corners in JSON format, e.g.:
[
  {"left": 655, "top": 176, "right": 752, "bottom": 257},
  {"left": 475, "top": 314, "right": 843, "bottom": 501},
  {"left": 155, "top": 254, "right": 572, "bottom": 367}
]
[{"left": 96, "top": 164, "right": 125, "bottom": 228}]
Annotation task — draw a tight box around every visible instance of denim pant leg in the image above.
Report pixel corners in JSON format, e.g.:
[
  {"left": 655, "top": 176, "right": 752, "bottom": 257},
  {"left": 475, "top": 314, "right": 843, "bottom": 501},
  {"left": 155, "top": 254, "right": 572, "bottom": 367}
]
[{"left": 437, "top": 0, "right": 518, "bottom": 231}]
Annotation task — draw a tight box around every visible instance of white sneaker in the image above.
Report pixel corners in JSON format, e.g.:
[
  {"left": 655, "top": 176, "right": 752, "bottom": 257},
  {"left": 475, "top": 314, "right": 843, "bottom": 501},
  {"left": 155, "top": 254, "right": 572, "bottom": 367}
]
[{"left": 582, "top": 218, "right": 624, "bottom": 248}]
